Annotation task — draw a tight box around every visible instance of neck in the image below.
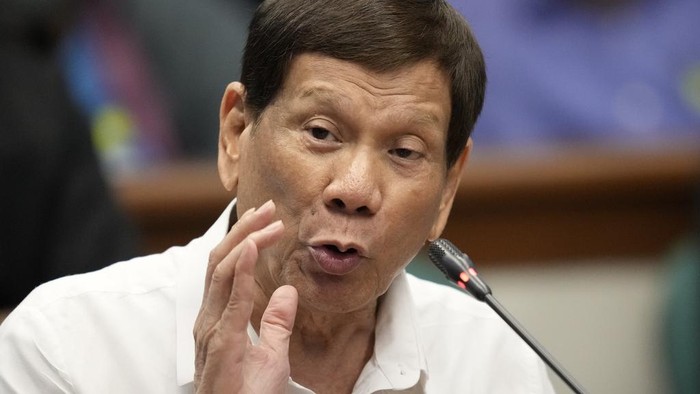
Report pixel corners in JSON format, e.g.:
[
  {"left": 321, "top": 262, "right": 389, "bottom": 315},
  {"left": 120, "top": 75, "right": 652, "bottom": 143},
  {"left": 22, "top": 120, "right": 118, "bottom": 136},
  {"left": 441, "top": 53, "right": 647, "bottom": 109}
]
[{"left": 292, "top": 300, "right": 376, "bottom": 349}]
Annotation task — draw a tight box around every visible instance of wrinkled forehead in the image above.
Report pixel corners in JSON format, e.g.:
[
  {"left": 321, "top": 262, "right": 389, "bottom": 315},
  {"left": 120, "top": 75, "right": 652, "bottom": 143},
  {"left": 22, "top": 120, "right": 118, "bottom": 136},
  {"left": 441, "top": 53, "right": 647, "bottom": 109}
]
[{"left": 273, "top": 53, "right": 451, "bottom": 113}]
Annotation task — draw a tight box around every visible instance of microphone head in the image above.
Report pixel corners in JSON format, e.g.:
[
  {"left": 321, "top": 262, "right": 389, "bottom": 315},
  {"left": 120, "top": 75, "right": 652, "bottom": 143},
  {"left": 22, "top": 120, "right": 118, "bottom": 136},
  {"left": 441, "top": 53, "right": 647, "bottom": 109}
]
[
  {"left": 427, "top": 239, "right": 468, "bottom": 283},
  {"left": 427, "top": 238, "right": 491, "bottom": 300}
]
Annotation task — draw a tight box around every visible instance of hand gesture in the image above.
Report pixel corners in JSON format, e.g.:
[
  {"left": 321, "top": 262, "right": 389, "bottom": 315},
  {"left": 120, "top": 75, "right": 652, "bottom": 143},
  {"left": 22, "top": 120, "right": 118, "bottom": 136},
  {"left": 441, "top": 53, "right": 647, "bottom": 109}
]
[{"left": 193, "top": 200, "right": 298, "bottom": 393}]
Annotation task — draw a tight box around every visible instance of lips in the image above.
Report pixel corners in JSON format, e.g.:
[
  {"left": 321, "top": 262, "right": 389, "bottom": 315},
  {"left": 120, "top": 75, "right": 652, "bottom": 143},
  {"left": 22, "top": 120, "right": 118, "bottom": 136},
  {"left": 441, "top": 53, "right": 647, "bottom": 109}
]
[{"left": 308, "top": 244, "right": 363, "bottom": 275}]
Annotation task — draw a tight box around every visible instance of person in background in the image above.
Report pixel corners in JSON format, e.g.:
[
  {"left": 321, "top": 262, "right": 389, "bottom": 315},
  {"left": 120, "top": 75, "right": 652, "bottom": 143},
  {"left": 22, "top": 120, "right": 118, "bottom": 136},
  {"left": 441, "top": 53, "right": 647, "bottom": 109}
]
[
  {"left": 0, "top": 0, "right": 137, "bottom": 318},
  {"left": 664, "top": 185, "right": 700, "bottom": 394},
  {"left": 59, "top": 0, "right": 261, "bottom": 174}
]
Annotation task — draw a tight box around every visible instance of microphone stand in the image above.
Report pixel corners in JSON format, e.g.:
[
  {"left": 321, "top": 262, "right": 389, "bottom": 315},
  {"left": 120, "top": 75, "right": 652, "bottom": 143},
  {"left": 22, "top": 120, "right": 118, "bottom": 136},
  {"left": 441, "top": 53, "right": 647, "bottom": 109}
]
[
  {"left": 428, "top": 238, "right": 587, "bottom": 394},
  {"left": 484, "top": 294, "right": 585, "bottom": 394}
]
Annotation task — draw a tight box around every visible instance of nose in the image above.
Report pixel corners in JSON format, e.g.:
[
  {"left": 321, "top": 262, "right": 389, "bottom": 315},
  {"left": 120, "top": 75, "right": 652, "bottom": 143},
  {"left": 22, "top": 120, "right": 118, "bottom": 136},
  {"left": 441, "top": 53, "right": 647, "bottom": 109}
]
[{"left": 322, "top": 150, "right": 382, "bottom": 216}]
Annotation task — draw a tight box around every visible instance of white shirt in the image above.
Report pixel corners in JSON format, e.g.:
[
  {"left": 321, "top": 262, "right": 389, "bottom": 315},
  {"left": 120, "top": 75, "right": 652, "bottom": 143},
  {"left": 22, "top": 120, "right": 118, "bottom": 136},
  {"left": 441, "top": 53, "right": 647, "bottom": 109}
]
[{"left": 0, "top": 201, "right": 554, "bottom": 393}]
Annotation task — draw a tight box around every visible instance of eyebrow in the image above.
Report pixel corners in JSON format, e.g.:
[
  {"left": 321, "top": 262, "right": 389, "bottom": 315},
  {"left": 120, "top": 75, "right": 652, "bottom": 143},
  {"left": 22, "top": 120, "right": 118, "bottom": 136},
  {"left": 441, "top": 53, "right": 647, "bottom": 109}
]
[
  {"left": 298, "top": 85, "right": 349, "bottom": 108},
  {"left": 297, "top": 84, "right": 444, "bottom": 130},
  {"left": 403, "top": 111, "right": 442, "bottom": 128}
]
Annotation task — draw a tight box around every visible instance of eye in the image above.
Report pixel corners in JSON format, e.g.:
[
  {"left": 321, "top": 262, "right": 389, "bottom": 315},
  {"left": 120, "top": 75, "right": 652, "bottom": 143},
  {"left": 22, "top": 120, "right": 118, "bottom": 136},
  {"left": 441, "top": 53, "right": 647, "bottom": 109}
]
[
  {"left": 309, "top": 126, "right": 333, "bottom": 141},
  {"left": 304, "top": 117, "right": 341, "bottom": 144},
  {"left": 389, "top": 147, "right": 422, "bottom": 160}
]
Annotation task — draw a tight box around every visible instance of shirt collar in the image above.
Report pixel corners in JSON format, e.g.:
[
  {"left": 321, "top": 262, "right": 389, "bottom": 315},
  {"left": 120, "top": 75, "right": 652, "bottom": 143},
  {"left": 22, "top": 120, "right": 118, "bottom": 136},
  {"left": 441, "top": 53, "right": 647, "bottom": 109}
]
[
  {"left": 360, "top": 271, "right": 429, "bottom": 391},
  {"left": 174, "top": 200, "right": 429, "bottom": 390}
]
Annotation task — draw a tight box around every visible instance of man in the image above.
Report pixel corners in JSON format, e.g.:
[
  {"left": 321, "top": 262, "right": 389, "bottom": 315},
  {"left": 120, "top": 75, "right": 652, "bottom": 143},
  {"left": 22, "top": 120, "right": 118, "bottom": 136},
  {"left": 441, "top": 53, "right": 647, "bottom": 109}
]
[{"left": 0, "top": 0, "right": 554, "bottom": 392}]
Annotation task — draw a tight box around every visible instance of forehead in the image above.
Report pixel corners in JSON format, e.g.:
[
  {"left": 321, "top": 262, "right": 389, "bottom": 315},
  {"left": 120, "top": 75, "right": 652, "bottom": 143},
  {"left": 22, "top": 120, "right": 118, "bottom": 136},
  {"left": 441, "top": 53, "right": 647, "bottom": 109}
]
[{"left": 273, "top": 53, "right": 451, "bottom": 127}]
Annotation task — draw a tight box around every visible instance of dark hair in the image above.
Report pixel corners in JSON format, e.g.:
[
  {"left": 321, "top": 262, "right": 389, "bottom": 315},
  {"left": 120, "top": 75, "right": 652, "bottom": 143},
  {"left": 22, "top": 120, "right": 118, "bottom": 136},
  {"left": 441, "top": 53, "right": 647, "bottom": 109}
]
[{"left": 241, "top": 0, "right": 485, "bottom": 168}]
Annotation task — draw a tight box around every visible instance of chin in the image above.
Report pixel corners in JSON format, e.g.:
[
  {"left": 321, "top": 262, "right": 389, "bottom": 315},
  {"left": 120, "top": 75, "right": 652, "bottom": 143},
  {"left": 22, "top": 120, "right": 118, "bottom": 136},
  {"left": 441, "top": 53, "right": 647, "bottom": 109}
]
[{"left": 296, "top": 275, "right": 378, "bottom": 314}]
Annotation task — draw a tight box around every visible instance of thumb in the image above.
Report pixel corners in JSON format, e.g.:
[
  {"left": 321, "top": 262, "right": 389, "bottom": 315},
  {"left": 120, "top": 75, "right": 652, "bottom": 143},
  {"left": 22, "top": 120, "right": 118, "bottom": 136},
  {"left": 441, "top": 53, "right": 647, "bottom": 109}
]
[{"left": 258, "top": 285, "right": 298, "bottom": 355}]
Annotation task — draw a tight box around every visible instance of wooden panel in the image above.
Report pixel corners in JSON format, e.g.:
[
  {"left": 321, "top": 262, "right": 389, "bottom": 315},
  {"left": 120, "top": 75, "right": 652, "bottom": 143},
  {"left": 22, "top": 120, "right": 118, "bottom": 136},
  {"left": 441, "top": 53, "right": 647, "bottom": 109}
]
[
  {"left": 444, "top": 142, "right": 700, "bottom": 264},
  {"left": 114, "top": 161, "right": 233, "bottom": 253},
  {"left": 114, "top": 142, "right": 700, "bottom": 264}
]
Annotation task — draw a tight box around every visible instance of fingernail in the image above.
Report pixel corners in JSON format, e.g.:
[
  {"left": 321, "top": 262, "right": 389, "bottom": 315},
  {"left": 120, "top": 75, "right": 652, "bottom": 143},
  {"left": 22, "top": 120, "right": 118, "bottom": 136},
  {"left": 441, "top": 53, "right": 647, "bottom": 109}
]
[
  {"left": 256, "top": 199, "right": 275, "bottom": 215},
  {"left": 263, "top": 220, "right": 284, "bottom": 234},
  {"left": 240, "top": 207, "right": 255, "bottom": 220}
]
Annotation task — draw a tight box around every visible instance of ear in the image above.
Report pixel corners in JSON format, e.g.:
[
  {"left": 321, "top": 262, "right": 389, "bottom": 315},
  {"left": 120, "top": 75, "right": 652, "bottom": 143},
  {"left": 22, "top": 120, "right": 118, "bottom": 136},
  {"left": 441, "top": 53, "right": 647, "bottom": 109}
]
[
  {"left": 427, "top": 138, "right": 473, "bottom": 241},
  {"left": 218, "top": 82, "right": 248, "bottom": 192}
]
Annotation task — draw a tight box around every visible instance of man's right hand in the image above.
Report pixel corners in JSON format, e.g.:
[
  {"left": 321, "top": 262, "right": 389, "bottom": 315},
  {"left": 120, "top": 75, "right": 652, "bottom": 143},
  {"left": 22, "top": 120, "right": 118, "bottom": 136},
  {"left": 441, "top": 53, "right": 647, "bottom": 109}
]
[{"left": 193, "top": 200, "right": 298, "bottom": 393}]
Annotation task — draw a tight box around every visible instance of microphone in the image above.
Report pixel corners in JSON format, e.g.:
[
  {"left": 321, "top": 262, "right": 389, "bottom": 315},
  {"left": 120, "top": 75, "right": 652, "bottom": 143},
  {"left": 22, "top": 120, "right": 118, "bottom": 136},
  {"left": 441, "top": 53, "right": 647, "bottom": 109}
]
[{"left": 427, "top": 238, "right": 587, "bottom": 394}]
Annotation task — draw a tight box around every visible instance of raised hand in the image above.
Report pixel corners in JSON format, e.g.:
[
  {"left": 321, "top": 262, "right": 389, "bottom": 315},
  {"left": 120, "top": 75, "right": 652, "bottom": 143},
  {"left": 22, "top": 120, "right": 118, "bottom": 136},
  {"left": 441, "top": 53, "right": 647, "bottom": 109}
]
[{"left": 193, "top": 200, "right": 298, "bottom": 393}]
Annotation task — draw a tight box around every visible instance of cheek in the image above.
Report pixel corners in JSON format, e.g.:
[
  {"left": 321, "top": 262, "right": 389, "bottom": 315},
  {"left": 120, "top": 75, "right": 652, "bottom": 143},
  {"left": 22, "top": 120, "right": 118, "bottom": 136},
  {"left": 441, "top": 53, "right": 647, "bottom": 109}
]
[
  {"left": 375, "top": 181, "right": 445, "bottom": 272},
  {"left": 393, "top": 183, "right": 443, "bottom": 235},
  {"left": 271, "top": 151, "right": 328, "bottom": 223},
  {"left": 238, "top": 132, "right": 321, "bottom": 212}
]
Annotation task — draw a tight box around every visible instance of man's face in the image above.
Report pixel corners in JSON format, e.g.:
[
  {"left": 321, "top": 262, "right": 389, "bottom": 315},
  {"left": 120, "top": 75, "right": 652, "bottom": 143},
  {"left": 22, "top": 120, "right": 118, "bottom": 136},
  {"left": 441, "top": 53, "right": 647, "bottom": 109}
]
[{"left": 222, "top": 53, "right": 467, "bottom": 314}]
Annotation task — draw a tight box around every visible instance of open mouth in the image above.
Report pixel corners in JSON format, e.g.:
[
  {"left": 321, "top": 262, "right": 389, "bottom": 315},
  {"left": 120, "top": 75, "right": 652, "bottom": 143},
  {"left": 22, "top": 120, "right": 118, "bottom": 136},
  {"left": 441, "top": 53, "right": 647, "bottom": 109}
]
[
  {"left": 309, "top": 244, "right": 363, "bottom": 275},
  {"left": 325, "top": 244, "right": 358, "bottom": 255}
]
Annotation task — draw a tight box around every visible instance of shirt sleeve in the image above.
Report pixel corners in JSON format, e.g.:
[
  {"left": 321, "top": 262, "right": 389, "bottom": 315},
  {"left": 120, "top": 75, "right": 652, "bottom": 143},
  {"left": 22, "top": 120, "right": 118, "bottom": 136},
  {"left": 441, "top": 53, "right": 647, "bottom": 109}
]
[{"left": 0, "top": 306, "right": 73, "bottom": 393}]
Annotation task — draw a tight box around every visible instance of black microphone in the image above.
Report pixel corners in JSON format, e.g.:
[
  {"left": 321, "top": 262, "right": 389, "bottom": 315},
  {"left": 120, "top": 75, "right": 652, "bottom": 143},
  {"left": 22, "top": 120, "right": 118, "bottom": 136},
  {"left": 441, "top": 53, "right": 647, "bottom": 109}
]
[{"left": 427, "top": 238, "right": 587, "bottom": 394}]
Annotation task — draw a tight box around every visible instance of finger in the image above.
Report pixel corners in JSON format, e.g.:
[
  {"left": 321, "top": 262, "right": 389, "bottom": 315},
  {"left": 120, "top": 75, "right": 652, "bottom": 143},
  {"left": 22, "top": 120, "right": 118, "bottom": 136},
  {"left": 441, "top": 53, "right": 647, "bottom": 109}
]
[
  {"left": 193, "top": 239, "right": 260, "bottom": 394},
  {"left": 219, "top": 238, "right": 258, "bottom": 335},
  {"left": 204, "top": 200, "right": 274, "bottom": 296},
  {"left": 258, "top": 285, "right": 298, "bottom": 357},
  {"left": 196, "top": 201, "right": 278, "bottom": 334},
  {"left": 203, "top": 200, "right": 276, "bottom": 301},
  {"left": 202, "top": 206, "right": 255, "bottom": 302},
  {"left": 202, "top": 220, "right": 285, "bottom": 328}
]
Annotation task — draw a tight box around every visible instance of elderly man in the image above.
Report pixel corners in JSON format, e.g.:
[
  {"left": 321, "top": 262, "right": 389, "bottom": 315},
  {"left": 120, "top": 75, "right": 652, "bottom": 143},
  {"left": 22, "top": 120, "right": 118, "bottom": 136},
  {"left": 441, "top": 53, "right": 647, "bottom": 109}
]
[{"left": 0, "top": 0, "right": 553, "bottom": 392}]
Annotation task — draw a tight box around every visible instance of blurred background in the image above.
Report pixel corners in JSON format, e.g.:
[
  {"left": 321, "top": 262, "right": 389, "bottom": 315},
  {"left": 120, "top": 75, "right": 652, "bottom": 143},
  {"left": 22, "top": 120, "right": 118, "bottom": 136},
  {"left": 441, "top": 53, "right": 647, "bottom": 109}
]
[{"left": 1, "top": 0, "right": 698, "bottom": 392}]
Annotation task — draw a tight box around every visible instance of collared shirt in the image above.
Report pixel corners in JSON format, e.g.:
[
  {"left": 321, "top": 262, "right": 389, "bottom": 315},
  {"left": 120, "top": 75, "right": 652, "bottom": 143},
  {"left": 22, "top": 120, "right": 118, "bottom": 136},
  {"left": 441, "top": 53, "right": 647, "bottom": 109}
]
[{"left": 0, "top": 201, "right": 553, "bottom": 393}]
